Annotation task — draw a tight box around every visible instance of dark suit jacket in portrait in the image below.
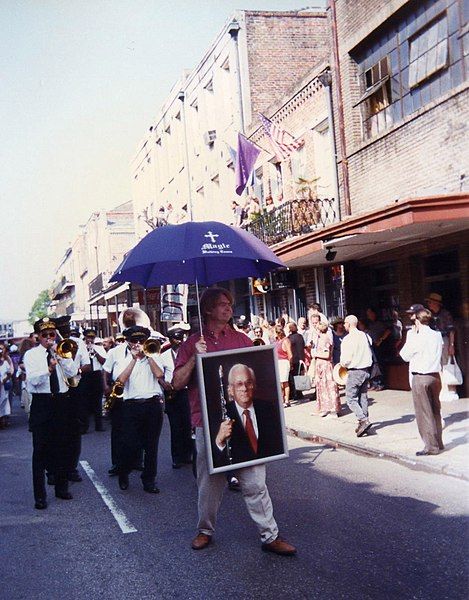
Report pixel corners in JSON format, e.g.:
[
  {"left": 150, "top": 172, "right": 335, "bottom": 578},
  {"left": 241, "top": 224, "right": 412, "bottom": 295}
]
[{"left": 212, "top": 398, "right": 284, "bottom": 468}]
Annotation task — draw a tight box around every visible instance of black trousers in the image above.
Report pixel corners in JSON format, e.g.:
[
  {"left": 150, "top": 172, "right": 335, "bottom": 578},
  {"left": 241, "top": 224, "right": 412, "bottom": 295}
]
[
  {"left": 30, "top": 393, "right": 71, "bottom": 501},
  {"left": 110, "top": 400, "right": 124, "bottom": 466},
  {"left": 165, "top": 389, "right": 192, "bottom": 465},
  {"left": 66, "top": 386, "right": 82, "bottom": 473},
  {"left": 80, "top": 371, "right": 104, "bottom": 432},
  {"left": 117, "top": 397, "right": 164, "bottom": 485}
]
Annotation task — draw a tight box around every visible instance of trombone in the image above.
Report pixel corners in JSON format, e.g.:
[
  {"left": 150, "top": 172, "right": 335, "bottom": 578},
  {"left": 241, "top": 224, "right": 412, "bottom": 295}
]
[{"left": 54, "top": 332, "right": 80, "bottom": 388}]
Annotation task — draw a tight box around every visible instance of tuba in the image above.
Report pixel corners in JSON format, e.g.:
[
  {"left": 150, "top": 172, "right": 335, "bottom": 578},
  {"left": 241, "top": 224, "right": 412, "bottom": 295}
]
[{"left": 103, "top": 380, "right": 124, "bottom": 412}]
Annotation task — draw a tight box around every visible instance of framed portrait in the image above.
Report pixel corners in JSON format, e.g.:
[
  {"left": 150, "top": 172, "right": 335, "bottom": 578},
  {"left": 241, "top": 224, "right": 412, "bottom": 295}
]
[{"left": 196, "top": 345, "right": 289, "bottom": 474}]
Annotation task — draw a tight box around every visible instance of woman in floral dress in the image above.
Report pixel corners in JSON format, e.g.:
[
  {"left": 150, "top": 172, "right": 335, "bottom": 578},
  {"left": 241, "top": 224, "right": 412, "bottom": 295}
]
[{"left": 314, "top": 322, "right": 341, "bottom": 417}]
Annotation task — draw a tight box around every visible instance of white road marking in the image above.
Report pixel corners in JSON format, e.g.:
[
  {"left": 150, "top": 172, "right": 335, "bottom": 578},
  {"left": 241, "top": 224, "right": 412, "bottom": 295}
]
[{"left": 80, "top": 460, "right": 137, "bottom": 534}]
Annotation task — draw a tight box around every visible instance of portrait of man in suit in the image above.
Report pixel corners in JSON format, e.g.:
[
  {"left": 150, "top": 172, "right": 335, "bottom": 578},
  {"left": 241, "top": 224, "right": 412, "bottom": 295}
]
[{"left": 212, "top": 363, "right": 285, "bottom": 468}]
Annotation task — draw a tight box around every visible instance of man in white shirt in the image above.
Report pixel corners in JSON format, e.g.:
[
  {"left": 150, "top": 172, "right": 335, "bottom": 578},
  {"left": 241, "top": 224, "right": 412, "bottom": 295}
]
[
  {"left": 81, "top": 328, "right": 107, "bottom": 432},
  {"left": 114, "top": 326, "right": 165, "bottom": 493},
  {"left": 400, "top": 308, "right": 444, "bottom": 456},
  {"left": 160, "top": 324, "right": 193, "bottom": 469},
  {"left": 340, "top": 315, "right": 373, "bottom": 437},
  {"left": 24, "top": 317, "right": 79, "bottom": 509}
]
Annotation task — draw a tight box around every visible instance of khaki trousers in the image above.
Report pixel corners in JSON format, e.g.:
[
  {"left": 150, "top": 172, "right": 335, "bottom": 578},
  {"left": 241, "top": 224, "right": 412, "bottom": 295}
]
[
  {"left": 195, "top": 427, "right": 279, "bottom": 544},
  {"left": 412, "top": 373, "right": 444, "bottom": 453}
]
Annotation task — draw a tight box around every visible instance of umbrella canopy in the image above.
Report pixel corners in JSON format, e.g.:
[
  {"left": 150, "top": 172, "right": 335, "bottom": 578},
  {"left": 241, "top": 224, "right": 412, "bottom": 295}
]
[{"left": 110, "top": 221, "right": 285, "bottom": 287}]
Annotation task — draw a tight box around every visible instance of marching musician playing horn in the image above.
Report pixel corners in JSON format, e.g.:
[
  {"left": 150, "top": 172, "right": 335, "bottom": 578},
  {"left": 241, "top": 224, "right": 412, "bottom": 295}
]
[
  {"left": 81, "top": 328, "right": 107, "bottom": 432},
  {"left": 23, "top": 317, "right": 80, "bottom": 509},
  {"left": 113, "top": 325, "right": 165, "bottom": 494}
]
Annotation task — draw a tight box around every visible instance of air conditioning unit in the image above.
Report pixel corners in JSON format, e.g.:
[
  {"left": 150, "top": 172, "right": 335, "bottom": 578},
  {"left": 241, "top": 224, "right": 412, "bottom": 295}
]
[{"left": 203, "top": 130, "right": 217, "bottom": 145}]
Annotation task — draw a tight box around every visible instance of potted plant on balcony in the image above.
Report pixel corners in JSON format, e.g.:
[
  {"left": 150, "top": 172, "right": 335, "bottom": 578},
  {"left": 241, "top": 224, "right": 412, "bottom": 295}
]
[{"left": 295, "top": 176, "right": 321, "bottom": 231}]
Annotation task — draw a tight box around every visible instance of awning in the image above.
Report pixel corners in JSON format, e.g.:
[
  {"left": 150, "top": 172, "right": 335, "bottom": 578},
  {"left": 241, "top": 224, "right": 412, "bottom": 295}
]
[
  {"left": 104, "top": 282, "right": 129, "bottom": 301},
  {"left": 274, "top": 193, "right": 469, "bottom": 268}
]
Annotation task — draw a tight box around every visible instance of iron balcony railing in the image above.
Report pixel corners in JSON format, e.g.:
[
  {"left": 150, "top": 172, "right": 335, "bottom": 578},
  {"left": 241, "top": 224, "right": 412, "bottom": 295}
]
[{"left": 244, "top": 197, "right": 337, "bottom": 246}]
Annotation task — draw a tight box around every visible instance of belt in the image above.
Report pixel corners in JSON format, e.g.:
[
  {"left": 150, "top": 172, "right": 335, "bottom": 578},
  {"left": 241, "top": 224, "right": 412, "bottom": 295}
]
[
  {"left": 348, "top": 367, "right": 370, "bottom": 371},
  {"left": 125, "top": 395, "right": 162, "bottom": 404},
  {"left": 411, "top": 372, "right": 439, "bottom": 377}
]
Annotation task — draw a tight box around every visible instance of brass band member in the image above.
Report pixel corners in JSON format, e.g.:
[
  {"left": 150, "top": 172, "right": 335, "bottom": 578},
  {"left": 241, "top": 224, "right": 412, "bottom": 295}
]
[
  {"left": 23, "top": 318, "right": 79, "bottom": 509},
  {"left": 113, "top": 326, "right": 165, "bottom": 493},
  {"left": 81, "top": 328, "right": 107, "bottom": 432}
]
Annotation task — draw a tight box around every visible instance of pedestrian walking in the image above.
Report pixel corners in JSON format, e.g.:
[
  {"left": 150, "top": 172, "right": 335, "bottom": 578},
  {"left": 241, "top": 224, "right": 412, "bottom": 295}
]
[
  {"left": 340, "top": 315, "right": 373, "bottom": 437},
  {"left": 173, "top": 287, "right": 296, "bottom": 556},
  {"left": 400, "top": 308, "right": 444, "bottom": 456}
]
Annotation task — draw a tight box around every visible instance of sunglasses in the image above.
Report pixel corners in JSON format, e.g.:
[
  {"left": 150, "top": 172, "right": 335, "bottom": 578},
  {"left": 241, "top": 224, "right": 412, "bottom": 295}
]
[{"left": 40, "top": 332, "right": 56, "bottom": 339}]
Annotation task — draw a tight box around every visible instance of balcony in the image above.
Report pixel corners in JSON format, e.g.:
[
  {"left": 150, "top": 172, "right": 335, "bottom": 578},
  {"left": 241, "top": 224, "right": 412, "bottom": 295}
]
[
  {"left": 50, "top": 276, "right": 75, "bottom": 301},
  {"left": 244, "top": 197, "right": 337, "bottom": 247}
]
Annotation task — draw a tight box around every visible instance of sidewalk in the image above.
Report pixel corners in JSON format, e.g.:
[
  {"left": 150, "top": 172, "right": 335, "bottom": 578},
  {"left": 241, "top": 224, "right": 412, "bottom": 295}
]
[{"left": 284, "top": 388, "right": 469, "bottom": 481}]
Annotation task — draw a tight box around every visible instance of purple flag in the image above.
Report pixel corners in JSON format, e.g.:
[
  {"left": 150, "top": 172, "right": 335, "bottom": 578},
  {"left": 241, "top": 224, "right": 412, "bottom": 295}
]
[{"left": 234, "top": 133, "right": 260, "bottom": 196}]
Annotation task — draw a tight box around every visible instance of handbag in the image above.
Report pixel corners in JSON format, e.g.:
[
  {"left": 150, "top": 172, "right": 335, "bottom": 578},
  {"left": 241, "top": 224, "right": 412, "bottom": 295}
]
[
  {"left": 293, "top": 361, "right": 313, "bottom": 392},
  {"left": 441, "top": 357, "right": 463, "bottom": 386}
]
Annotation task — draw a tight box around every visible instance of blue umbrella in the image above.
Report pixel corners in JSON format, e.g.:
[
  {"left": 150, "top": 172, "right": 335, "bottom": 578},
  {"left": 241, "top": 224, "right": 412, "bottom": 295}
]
[{"left": 110, "top": 221, "right": 286, "bottom": 330}]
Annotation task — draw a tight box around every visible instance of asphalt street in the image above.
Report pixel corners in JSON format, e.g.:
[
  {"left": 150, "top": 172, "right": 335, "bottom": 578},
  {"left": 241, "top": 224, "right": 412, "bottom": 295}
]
[{"left": 1, "top": 400, "right": 468, "bottom": 600}]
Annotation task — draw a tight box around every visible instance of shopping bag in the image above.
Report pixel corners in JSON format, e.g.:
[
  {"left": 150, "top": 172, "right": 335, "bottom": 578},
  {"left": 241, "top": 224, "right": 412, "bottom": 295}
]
[
  {"left": 441, "top": 357, "right": 463, "bottom": 386},
  {"left": 294, "top": 360, "right": 314, "bottom": 391}
]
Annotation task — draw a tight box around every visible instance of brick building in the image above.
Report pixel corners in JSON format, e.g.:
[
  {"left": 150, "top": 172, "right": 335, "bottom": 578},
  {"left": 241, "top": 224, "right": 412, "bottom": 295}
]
[
  {"left": 267, "top": 0, "right": 468, "bottom": 389},
  {"left": 130, "top": 10, "right": 329, "bottom": 238}
]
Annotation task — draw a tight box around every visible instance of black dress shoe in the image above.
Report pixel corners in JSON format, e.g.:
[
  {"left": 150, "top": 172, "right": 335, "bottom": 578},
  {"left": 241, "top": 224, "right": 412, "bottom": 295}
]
[
  {"left": 35, "top": 499, "right": 47, "bottom": 510},
  {"left": 68, "top": 472, "right": 82, "bottom": 482},
  {"left": 119, "top": 474, "right": 129, "bottom": 490},
  {"left": 46, "top": 474, "right": 56, "bottom": 486},
  {"left": 143, "top": 484, "right": 160, "bottom": 494},
  {"left": 55, "top": 491, "right": 73, "bottom": 500},
  {"left": 108, "top": 465, "right": 119, "bottom": 476},
  {"left": 416, "top": 449, "right": 439, "bottom": 456},
  {"left": 172, "top": 462, "right": 182, "bottom": 469}
]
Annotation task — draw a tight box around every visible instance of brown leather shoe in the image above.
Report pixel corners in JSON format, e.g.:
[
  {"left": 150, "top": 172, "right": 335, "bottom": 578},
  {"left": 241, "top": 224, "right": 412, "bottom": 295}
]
[
  {"left": 191, "top": 533, "right": 212, "bottom": 550},
  {"left": 356, "top": 419, "right": 372, "bottom": 437},
  {"left": 262, "top": 536, "right": 297, "bottom": 556}
]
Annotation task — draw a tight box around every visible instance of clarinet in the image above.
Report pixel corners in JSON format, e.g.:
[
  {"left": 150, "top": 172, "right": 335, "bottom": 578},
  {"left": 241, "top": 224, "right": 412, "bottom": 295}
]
[{"left": 219, "top": 365, "right": 232, "bottom": 464}]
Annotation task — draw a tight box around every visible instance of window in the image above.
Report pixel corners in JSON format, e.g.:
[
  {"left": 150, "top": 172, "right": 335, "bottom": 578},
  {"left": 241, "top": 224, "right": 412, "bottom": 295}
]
[
  {"left": 409, "top": 14, "right": 448, "bottom": 88},
  {"left": 357, "top": 57, "right": 392, "bottom": 115},
  {"left": 356, "top": 56, "right": 393, "bottom": 137}
]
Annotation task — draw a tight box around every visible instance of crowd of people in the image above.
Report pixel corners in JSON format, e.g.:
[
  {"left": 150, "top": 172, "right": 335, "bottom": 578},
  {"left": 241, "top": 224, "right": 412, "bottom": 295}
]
[{"left": 0, "top": 289, "right": 459, "bottom": 555}]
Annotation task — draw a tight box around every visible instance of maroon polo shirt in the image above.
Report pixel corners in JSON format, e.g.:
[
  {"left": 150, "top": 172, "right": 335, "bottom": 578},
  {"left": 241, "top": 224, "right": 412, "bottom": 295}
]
[{"left": 174, "top": 325, "right": 252, "bottom": 428}]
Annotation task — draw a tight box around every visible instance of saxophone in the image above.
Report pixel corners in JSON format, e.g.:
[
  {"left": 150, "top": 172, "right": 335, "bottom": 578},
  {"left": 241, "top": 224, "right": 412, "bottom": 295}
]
[{"left": 104, "top": 380, "right": 124, "bottom": 412}]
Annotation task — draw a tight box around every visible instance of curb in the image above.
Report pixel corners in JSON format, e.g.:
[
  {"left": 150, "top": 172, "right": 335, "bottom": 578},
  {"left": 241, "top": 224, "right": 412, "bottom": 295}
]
[{"left": 286, "top": 426, "right": 469, "bottom": 482}]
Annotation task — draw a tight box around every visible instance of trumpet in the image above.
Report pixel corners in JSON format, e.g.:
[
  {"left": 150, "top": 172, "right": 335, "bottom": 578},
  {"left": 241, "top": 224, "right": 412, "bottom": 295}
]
[
  {"left": 104, "top": 380, "right": 124, "bottom": 411},
  {"left": 143, "top": 338, "right": 161, "bottom": 357}
]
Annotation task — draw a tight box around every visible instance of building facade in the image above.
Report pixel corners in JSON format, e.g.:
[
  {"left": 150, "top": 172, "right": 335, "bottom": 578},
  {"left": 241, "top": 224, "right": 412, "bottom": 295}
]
[
  {"left": 130, "top": 10, "right": 330, "bottom": 239},
  {"left": 49, "top": 201, "right": 135, "bottom": 331}
]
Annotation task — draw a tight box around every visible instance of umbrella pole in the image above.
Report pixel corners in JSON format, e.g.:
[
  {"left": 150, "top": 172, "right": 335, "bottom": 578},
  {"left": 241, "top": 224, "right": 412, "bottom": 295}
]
[{"left": 195, "top": 277, "right": 203, "bottom": 335}]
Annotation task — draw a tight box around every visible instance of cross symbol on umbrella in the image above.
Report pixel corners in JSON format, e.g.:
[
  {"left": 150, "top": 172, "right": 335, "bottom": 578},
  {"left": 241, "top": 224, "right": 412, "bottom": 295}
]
[{"left": 205, "top": 231, "right": 219, "bottom": 243}]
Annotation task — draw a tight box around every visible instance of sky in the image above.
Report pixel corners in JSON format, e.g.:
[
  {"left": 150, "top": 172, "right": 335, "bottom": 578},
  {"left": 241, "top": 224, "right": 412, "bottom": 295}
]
[{"left": 0, "top": 0, "right": 326, "bottom": 322}]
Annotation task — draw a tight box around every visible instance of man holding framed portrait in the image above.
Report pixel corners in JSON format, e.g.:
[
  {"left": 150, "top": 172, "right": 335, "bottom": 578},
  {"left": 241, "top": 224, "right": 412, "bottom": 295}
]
[{"left": 172, "top": 287, "right": 296, "bottom": 556}]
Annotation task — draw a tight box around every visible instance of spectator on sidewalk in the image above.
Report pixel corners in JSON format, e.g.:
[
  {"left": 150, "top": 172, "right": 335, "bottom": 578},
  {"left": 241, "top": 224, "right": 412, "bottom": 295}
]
[
  {"left": 307, "top": 303, "right": 328, "bottom": 326},
  {"left": 340, "top": 315, "right": 373, "bottom": 437},
  {"left": 400, "top": 308, "right": 444, "bottom": 456},
  {"left": 313, "top": 322, "right": 341, "bottom": 418},
  {"left": 274, "top": 325, "right": 293, "bottom": 408},
  {"left": 365, "top": 307, "right": 391, "bottom": 391},
  {"left": 331, "top": 318, "right": 347, "bottom": 366},
  {"left": 288, "top": 322, "right": 305, "bottom": 401}
]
